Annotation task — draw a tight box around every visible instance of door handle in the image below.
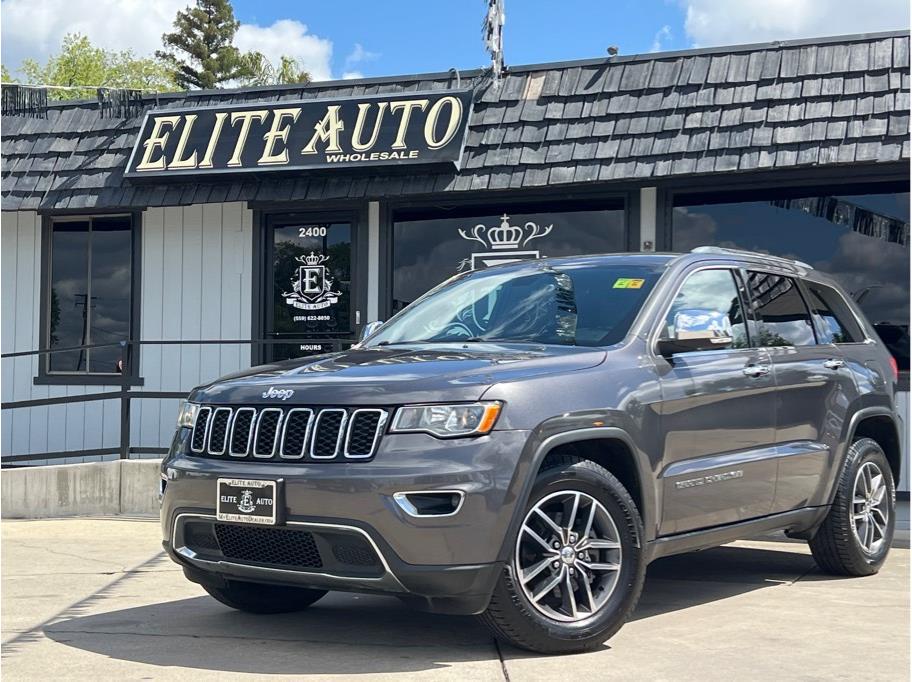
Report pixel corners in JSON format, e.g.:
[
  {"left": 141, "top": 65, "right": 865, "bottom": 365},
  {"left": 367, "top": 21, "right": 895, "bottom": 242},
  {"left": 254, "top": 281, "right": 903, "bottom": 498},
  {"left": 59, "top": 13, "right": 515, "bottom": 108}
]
[
  {"left": 823, "top": 358, "right": 846, "bottom": 370},
  {"left": 742, "top": 364, "right": 770, "bottom": 378}
]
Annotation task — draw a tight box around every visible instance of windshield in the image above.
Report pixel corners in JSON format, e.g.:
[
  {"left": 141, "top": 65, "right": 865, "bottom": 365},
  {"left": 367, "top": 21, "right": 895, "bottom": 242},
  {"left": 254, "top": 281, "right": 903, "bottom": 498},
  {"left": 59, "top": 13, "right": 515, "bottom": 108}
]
[{"left": 366, "top": 261, "right": 664, "bottom": 347}]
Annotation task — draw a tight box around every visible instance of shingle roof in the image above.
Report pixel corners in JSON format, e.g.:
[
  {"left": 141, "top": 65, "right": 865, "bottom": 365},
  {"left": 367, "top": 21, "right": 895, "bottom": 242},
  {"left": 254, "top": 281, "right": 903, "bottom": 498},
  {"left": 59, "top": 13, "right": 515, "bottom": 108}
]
[{"left": 2, "top": 31, "right": 909, "bottom": 211}]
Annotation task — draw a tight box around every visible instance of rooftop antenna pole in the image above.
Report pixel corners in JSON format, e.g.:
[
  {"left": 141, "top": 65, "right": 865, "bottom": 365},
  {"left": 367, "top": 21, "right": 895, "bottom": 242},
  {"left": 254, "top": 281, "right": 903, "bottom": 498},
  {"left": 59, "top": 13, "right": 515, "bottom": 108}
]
[{"left": 483, "top": 0, "right": 506, "bottom": 85}]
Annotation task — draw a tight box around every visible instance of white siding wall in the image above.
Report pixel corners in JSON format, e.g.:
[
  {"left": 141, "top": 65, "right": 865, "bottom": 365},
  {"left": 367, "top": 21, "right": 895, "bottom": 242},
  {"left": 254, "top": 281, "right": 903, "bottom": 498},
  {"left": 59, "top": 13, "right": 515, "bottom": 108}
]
[{"left": 1, "top": 203, "right": 253, "bottom": 462}]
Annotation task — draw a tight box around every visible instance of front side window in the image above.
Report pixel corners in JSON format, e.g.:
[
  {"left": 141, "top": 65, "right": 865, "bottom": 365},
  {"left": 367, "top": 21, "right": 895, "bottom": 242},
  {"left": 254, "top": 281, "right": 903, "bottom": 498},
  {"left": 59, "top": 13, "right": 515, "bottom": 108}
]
[
  {"left": 804, "top": 282, "right": 865, "bottom": 344},
  {"left": 746, "top": 273, "right": 816, "bottom": 347},
  {"left": 664, "top": 269, "right": 749, "bottom": 349},
  {"left": 46, "top": 216, "right": 133, "bottom": 375},
  {"left": 368, "top": 261, "right": 663, "bottom": 348}
]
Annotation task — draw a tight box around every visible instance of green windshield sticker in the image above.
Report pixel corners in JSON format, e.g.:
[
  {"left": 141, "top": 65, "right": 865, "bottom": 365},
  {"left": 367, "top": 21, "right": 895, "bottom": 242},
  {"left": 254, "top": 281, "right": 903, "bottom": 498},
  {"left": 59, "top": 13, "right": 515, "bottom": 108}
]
[{"left": 613, "top": 278, "right": 645, "bottom": 289}]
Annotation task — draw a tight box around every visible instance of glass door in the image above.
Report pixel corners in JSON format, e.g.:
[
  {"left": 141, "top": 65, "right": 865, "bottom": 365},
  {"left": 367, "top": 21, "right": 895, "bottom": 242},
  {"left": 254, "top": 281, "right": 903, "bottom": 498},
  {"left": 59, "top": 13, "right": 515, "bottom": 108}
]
[{"left": 263, "top": 213, "right": 353, "bottom": 362}]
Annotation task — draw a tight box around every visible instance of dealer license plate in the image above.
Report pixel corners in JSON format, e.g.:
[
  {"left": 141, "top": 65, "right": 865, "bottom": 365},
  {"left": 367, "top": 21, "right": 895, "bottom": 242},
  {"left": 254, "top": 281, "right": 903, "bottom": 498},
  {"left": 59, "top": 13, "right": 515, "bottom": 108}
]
[{"left": 217, "top": 478, "right": 278, "bottom": 525}]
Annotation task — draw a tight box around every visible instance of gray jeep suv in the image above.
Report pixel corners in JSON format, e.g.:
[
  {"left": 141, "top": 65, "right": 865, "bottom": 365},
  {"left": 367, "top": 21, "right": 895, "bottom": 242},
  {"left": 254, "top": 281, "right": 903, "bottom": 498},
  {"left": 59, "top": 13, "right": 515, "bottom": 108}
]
[{"left": 161, "top": 247, "right": 900, "bottom": 654}]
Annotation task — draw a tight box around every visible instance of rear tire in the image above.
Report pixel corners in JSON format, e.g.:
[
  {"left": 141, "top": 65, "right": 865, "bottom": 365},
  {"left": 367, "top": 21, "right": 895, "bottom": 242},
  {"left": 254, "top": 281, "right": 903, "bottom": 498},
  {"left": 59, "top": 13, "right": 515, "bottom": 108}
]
[
  {"left": 809, "top": 438, "right": 895, "bottom": 576},
  {"left": 204, "top": 580, "right": 328, "bottom": 614},
  {"left": 479, "top": 454, "right": 646, "bottom": 654}
]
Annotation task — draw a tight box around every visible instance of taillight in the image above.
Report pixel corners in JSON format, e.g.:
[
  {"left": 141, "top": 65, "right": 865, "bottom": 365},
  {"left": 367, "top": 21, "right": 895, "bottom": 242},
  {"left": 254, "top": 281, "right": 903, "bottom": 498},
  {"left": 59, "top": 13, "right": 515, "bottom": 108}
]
[{"left": 889, "top": 356, "right": 899, "bottom": 382}]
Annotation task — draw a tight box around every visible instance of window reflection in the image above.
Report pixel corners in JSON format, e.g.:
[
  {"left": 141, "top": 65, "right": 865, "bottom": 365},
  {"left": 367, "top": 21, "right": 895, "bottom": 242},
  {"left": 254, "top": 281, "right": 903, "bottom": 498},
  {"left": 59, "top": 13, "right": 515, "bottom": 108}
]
[
  {"left": 673, "top": 187, "right": 909, "bottom": 367},
  {"left": 48, "top": 217, "right": 132, "bottom": 374},
  {"left": 392, "top": 204, "right": 626, "bottom": 313}
]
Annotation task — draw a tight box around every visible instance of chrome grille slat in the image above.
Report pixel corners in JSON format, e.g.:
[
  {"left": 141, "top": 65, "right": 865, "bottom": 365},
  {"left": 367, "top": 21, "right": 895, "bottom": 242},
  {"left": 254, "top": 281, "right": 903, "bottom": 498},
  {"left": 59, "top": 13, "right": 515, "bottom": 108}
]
[
  {"left": 190, "top": 407, "right": 212, "bottom": 453},
  {"left": 191, "top": 406, "right": 386, "bottom": 461},
  {"left": 229, "top": 408, "right": 256, "bottom": 457},
  {"left": 253, "top": 408, "right": 283, "bottom": 458},
  {"left": 207, "top": 408, "right": 232, "bottom": 455},
  {"left": 310, "top": 409, "right": 348, "bottom": 459},
  {"left": 344, "top": 409, "right": 388, "bottom": 459},
  {"left": 280, "top": 408, "right": 314, "bottom": 459}
]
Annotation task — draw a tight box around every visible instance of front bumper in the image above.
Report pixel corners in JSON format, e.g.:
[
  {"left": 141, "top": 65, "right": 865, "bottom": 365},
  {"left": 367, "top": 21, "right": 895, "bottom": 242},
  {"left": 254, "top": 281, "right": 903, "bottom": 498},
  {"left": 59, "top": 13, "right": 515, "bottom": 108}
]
[{"left": 161, "top": 428, "right": 531, "bottom": 614}]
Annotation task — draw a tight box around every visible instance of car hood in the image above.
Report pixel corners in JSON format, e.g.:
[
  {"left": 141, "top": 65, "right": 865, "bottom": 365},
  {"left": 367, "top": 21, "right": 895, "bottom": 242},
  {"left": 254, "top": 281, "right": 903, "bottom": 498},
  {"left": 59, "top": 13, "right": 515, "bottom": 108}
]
[{"left": 189, "top": 343, "right": 606, "bottom": 405}]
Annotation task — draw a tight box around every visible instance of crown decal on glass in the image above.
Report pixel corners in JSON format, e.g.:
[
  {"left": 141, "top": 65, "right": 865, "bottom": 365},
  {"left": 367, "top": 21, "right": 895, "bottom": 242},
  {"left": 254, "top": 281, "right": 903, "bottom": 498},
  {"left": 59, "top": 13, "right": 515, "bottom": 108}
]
[
  {"left": 298, "top": 251, "right": 330, "bottom": 266},
  {"left": 458, "top": 215, "right": 553, "bottom": 251}
]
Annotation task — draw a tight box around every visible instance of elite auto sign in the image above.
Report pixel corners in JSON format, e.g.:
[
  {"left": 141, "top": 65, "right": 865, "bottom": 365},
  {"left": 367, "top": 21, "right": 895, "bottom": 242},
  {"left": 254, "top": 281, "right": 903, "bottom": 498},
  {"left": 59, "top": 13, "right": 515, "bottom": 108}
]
[{"left": 125, "top": 89, "right": 473, "bottom": 178}]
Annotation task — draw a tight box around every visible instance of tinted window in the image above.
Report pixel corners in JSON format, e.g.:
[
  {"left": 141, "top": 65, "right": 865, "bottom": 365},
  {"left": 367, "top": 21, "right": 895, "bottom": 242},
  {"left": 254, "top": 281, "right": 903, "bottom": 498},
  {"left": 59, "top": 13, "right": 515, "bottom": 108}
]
[
  {"left": 48, "top": 216, "right": 132, "bottom": 374},
  {"left": 672, "top": 186, "right": 908, "bottom": 367},
  {"left": 392, "top": 203, "right": 625, "bottom": 313},
  {"left": 664, "top": 269, "right": 749, "bottom": 349},
  {"left": 368, "top": 262, "right": 662, "bottom": 347},
  {"left": 746, "top": 273, "right": 816, "bottom": 347},
  {"left": 804, "top": 282, "right": 864, "bottom": 344}
]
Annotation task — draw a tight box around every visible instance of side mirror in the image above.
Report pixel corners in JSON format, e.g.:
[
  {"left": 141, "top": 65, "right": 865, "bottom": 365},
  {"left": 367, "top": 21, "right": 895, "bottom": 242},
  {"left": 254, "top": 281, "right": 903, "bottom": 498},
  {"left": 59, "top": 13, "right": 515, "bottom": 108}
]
[
  {"left": 358, "top": 320, "right": 385, "bottom": 344},
  {"left": 657, "top": 308, "right": 733, "bottom": 357}
]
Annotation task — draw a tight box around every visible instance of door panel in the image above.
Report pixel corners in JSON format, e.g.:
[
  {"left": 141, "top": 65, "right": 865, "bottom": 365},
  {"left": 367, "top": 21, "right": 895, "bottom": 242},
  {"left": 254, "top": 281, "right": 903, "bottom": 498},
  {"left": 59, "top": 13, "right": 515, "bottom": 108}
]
[
  {"left": 743, "top": 271, "right": 859, "bottom": 511},
  {"left": 656, "top": 267, "right": 778, "bottom": 535},
  {"left": 769, "top": 344, "right": 857, "bottom": 510},
  {"left": 657, "top": 347, "right": 777, "bottom": 534}
]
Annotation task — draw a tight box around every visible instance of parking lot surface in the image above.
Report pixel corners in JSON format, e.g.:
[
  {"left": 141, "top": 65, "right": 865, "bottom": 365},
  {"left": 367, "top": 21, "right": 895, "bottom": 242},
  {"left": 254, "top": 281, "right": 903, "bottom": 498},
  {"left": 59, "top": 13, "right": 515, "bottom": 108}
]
[{"left": 1, "top": 517, "right": 908, "bottom": 681}]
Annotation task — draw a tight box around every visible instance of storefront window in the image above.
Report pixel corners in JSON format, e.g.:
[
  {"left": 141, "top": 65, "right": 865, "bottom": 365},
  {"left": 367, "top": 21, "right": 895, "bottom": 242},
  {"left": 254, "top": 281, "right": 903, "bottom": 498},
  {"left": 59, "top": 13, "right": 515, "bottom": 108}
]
[
  {"left": 46, "top": 215, "right": 134, "bottom": 375},
  {"left": 673, "top": 186, "right": 910, "bottom": 369},
  {"left": 392, "top": 201, "right": 626, "bottom": 313}
]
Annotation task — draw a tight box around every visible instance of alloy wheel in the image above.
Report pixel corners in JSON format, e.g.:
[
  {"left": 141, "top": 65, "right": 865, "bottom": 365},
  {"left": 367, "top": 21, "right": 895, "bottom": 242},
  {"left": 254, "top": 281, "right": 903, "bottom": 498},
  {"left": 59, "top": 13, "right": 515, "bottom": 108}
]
[
  {"left": 514, "top": 490, "right": 622, "bottom": 623},
  {"left": 852, "top": 461, "right": 890, "bottom": 554}
]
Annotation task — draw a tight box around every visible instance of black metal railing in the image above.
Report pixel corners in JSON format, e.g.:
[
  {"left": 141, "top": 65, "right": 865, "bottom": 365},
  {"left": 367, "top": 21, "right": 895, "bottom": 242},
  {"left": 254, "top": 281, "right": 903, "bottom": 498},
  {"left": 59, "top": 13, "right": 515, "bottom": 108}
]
[{"left": 0, "top": 338, "right": 355, "bottom": 466}]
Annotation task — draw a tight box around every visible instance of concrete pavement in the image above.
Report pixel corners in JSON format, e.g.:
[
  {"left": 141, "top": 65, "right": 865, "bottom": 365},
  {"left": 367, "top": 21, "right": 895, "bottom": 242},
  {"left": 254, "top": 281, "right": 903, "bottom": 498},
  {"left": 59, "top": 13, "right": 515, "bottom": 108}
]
[{"left": 1, "top": 517, "right": 908, "bottom": 681}]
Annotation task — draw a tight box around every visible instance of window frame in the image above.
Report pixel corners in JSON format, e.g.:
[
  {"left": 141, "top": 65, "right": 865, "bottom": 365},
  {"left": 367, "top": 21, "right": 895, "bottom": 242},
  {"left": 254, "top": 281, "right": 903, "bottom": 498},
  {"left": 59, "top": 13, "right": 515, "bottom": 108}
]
[
  {"left": 799, "top": 279, "right": 868, "bottom": 347},
  {"left": 650, "top": 265, "right": 755, "bottom": 358},
  {"left": 36, "top": 211, "right": 143, "bottom": 386},
  {"left": 742, "top": 269, "right": 819, "bottom": 349}
]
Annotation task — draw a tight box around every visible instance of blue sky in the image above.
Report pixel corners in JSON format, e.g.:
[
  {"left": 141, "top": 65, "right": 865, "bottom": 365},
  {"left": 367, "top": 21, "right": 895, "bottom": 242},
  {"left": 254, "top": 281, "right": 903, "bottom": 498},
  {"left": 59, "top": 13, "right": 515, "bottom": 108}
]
[
  {"left": 231, "top": 0, "right": 690, "bottom": 78},
  {"left": 2, "top": 0, "right": 908, "bottom": 83}
]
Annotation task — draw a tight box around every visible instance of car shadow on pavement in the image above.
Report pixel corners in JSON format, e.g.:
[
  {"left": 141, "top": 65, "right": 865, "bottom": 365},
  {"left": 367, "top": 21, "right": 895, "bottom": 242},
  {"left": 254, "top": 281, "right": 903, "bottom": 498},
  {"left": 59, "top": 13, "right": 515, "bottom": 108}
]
[{"left": 42, "top": 544, "right": 824, "bottom": 674}]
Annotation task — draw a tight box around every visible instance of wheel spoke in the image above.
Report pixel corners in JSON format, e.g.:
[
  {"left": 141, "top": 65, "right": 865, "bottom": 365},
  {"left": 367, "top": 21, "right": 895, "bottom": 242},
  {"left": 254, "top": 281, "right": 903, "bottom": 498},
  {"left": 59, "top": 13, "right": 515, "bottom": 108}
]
[
  {"left": 864, "top": 514, "right": 875, "bottom": 550},
  {"left": 872, "top": 483, "right": 887, "bottom": 506},
  {"left": 871, "top": 506, "right": 889, "bottom": 526},
  {"left": 563, "top": 570, "right": 578, "bottom": 619},
  {"left": 532, "top": 507, "right": 564, "bottom": 538},
  {"left": 565, "top": 493, "right": 581, "bottom": 535},
  {"left": 579, "top": 571, "right": 596, "bottom": 614},
  {"left": 532, "top": 566, "right": 565, "bottom": 603},
  {"left": 522, "top": 557, "right": 555, "bottom": 584},
  {"left": 582, "top": 500, "right": 597, "bottom": 539},
  {"left": 578, "top": 560, "right": 620, "bottom": 573},
  {"left": 578, "top": 538, "right": 620, "bottom": 550},
  {"left": 522, "top": 524, "right": 558, "bottom": 555}
]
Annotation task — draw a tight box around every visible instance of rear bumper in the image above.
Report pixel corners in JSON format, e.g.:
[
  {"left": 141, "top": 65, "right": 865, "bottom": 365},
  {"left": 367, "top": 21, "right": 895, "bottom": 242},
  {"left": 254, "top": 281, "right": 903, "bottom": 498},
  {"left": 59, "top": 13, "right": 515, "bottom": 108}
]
[{"left": 160, "top": 428, "right": 531, "bottom": 614}]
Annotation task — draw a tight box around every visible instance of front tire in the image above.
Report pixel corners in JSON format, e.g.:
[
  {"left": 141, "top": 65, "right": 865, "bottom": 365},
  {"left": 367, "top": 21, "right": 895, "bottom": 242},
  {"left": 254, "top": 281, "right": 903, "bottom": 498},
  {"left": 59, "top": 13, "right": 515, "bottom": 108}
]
[
  {"left": 809, "top": 438, "right": 895, "bottom": 576},
  {"left": 204, "top": 580, "right": 328, "bottom": 614},
  {"left": 480, "top": 455, "right": 646, "bottom": 654}
]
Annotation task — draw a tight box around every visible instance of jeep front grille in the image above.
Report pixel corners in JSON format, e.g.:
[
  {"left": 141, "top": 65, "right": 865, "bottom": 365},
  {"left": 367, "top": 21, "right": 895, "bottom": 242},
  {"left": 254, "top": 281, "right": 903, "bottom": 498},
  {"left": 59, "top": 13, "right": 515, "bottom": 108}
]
[{"left": 189, "top": 406, "right": 388, "bottom": 462}]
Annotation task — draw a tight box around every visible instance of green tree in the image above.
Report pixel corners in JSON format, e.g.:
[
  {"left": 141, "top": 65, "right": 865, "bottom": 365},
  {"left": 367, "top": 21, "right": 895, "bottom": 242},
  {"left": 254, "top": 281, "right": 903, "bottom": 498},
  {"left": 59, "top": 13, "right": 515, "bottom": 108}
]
[
  {"left": 3, "top": 33, "right": 174, "bottom": 97},
  {"left": 157, "top": 0, "right": 251, "bottom": 89},
  {"left": 240, "top": 52, "right": 311, "bottom": 87}
]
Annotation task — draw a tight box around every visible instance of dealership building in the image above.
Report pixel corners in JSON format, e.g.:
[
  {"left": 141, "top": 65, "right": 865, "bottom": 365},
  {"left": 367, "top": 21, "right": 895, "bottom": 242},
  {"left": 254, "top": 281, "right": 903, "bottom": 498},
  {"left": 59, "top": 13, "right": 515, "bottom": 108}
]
[{"left": 1, "top": 30, "right": 909, "bottom": 489}]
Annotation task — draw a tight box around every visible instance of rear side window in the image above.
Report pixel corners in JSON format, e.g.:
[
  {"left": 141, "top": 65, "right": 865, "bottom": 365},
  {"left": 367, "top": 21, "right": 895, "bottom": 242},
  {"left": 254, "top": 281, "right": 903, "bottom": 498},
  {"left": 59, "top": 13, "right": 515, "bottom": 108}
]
[
  {"left": 804, "top": 282, "right": 865, "bottom": 344},
  {"left": 746, "top": 272, "right": 817, "bottom": 347}
]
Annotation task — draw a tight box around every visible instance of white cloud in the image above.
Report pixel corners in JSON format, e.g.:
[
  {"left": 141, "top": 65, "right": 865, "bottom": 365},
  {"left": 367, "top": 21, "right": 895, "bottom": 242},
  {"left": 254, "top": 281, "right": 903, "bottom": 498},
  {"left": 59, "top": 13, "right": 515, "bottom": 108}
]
[
  {"left": 341, "top": 71, "right": 364, "bottom": 80},
  {"left": 1, "top": 4, "right": 338, "bottom": 83},
  {"left": 651, "top": 25, "right": 672, "bottom": 52},
  {"left": 681, "top": 0, "right": 909, "bottom": 47},
  {"left": 344, "top": 43, "right": 380, "bottom": 70},
  {"left": 234, "top": 19, "right": 333, "bottom": 82},
  {"left": 1, "top": 0, "right": 185, "bottom": 70}
]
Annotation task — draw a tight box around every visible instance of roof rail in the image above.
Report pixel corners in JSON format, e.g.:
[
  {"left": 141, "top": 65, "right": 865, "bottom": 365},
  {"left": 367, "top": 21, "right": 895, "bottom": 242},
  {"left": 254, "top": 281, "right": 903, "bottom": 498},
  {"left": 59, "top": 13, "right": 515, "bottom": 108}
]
[{"left": 689, "top": 246, "right": 813, "bottom": 270}]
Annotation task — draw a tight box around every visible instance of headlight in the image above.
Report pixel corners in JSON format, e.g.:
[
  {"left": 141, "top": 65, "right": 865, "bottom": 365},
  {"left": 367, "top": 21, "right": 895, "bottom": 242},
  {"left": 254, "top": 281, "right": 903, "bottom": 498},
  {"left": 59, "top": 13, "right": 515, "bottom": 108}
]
[
  {"left": 391, "top": 402, "right": 502, "bottom": 438},
  {"left": 176, "top": 401, "right": 200, "bottom": 429}
]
